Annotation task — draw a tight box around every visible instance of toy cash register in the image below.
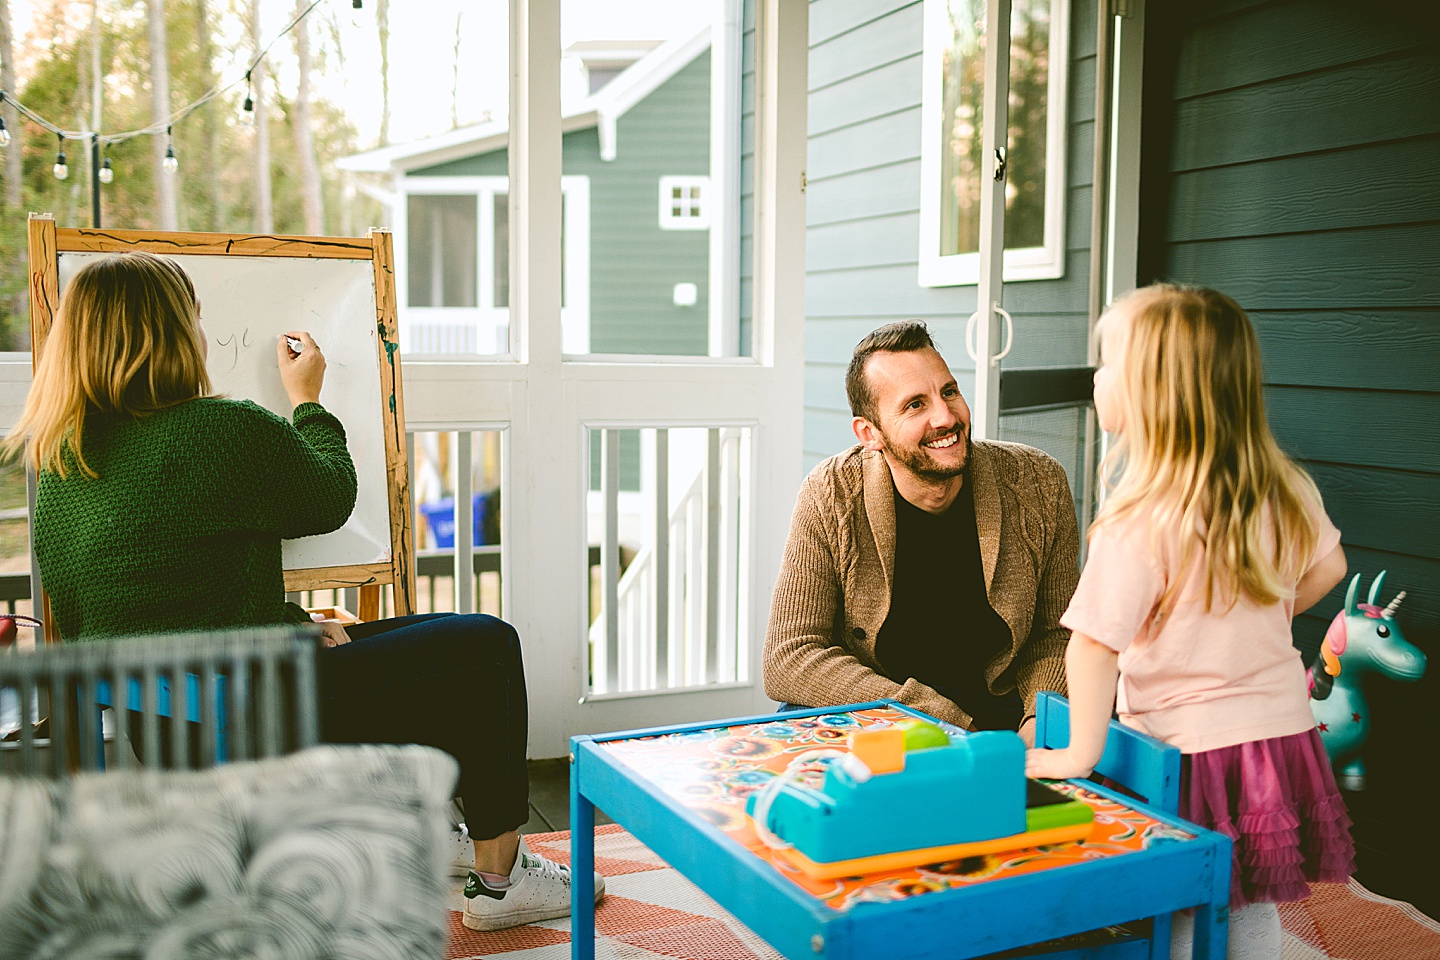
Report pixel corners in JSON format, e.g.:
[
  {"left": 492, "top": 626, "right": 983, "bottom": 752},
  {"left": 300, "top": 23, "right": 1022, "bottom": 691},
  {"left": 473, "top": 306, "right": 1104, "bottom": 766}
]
[{"left": 746, "top": 721, "right": 1093, "bottom": 880}]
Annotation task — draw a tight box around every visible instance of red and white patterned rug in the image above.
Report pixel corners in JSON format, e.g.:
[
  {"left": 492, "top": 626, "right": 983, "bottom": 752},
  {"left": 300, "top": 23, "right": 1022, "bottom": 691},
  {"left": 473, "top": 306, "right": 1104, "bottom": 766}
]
[{"left": 444, "top": 825, "right": 1440, "bottom": 960}]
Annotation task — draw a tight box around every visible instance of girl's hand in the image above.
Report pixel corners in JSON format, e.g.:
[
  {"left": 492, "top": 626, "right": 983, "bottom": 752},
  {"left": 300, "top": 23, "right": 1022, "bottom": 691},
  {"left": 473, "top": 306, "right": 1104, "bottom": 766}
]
[
  {"left": 1025, "top": 747, "right": 1094, "bottom": 781},
  {"left": 277, "top": 331, "right": 327, "bottom": 408}
]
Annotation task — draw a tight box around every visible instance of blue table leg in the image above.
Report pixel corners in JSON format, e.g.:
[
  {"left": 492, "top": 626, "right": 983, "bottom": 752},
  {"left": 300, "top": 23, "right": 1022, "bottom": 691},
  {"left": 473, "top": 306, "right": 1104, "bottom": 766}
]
[
  {"left": 570, "top": 755, "right": 596, "bottom": 960},
  {"left": 1192, "top": 900, "right": 1228, "bottom": 960},
  {"left": 1148, "top": 912, "right": 1172, "bottom": 960}
]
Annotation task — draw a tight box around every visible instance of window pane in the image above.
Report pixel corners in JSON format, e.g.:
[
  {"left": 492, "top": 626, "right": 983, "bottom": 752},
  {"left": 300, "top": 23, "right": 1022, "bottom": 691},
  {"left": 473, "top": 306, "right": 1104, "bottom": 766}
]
[
  {"left": 939, "top": 0, "right": 1051, "bottom": 257},
  {"left": 0, "top": 451, "right": 37, "bottom": 638},
  {"left": 588, "top": 428, "right": 642, "bottom": 492},
  {"left": 409, "top": 429, "right": 505, "bottom": 617},
  {"left": 407, "top": 195, "right": 478, "bottom": 308},
  {"left": 560, "top": 5, "right": 750, "bottom": 357},
  {"left": 587, "top": 426, "right": 753, "bottom": 694},
  {"left": 493, "top": 193, "right": 509, "bottom": 309}
]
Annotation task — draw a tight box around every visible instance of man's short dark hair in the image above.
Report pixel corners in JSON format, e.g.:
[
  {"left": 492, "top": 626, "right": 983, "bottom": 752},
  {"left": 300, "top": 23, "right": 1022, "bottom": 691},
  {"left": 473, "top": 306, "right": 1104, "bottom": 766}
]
[{"left": 845, "top": 320, "right": 938, "bottom": 423}]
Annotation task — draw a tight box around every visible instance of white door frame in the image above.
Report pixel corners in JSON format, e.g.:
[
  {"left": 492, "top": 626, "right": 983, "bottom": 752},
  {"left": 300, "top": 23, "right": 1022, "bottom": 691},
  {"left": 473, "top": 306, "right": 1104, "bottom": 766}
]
[{"left": 485, "top": 0, "right": 806, "bottom": 755}]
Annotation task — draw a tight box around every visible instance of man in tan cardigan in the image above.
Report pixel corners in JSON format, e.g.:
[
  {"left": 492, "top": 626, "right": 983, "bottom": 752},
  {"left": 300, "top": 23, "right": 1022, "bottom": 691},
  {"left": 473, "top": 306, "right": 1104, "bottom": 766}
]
[{"left": 763, "top": 321, "right": 1078, "bottom": 744}]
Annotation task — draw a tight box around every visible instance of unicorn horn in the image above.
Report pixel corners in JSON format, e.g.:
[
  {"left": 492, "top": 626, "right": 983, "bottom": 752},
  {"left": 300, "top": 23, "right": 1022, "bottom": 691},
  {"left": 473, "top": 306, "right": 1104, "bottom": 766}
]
[{"left": 1383, "top": 591, "right": 1407, "bottom": 618}]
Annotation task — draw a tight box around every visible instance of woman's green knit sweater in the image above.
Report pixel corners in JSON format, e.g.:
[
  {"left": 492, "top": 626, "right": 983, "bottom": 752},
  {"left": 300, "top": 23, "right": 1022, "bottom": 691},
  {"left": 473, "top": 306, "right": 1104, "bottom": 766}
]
[{"left": 35, "top": 398, "right": 358, "bottom": 640}]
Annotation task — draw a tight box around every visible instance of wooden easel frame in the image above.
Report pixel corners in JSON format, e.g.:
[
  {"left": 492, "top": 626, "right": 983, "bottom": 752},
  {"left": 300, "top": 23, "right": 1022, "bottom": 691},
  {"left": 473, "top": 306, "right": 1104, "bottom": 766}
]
[{"left": 26, "top": 215, "right": 417, "bottom": 641}]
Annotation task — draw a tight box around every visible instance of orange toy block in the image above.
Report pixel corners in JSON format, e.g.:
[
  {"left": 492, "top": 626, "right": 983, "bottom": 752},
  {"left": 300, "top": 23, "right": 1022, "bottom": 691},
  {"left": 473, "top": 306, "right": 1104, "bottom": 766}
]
[{"left": 849, "top": 727, "right": 906, "bottom": 774}]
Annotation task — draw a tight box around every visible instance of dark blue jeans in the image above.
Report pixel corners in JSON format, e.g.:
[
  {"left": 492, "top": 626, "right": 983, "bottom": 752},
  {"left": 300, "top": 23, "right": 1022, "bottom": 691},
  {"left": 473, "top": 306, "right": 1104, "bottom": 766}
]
[{"left": 320, "top": 612, "right": 529, "bottom": 840}]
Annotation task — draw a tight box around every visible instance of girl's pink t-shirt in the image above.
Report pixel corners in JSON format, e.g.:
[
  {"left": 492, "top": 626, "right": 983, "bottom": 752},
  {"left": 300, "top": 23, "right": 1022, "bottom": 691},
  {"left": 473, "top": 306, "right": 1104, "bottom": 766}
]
[{"left": 1061, "top": 501, "right": 1340, "bottom": 754}]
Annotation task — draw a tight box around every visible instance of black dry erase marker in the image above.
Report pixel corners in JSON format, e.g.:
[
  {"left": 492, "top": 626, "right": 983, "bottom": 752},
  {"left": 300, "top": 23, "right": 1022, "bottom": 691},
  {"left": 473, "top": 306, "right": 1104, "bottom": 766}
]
[{"left": 285, "top": 336, "right": 303, "bottom": 353}]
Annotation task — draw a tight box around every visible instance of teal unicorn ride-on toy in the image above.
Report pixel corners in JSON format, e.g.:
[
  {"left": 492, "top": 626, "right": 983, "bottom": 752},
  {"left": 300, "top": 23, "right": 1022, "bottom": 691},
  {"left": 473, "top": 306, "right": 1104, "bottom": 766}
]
[{"left": 1308, "top": 571, "right": 1427, "bottom": 791}]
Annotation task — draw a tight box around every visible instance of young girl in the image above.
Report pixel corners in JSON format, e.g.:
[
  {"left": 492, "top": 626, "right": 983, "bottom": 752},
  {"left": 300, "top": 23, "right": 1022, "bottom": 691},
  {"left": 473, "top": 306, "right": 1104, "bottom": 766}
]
[{"left": 1025, "top": 284, "right": 1354, "bottom": 959}]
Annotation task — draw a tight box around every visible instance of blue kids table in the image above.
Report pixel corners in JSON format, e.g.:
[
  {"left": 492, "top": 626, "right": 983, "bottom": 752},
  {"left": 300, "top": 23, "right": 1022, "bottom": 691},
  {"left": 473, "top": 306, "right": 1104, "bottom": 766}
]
[{"left": 569, "top": 702, "right": 1232, "bottom": 960}]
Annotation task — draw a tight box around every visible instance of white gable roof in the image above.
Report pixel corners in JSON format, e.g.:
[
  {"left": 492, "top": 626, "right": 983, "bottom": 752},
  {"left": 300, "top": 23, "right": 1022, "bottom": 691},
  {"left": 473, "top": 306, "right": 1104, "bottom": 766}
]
[{"left": 338, "top": 24, "right": 710, "bottom": 175}]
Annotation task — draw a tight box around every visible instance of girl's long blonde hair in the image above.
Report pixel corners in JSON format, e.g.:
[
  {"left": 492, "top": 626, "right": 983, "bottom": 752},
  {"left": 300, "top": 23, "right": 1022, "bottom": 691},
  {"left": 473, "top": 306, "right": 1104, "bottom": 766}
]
[
  {"left": 4, "top": 252, "right": 212, "bottom": 478},
  {"left": 1094, "top": 283, "right": 1322, "bottom": 612}
]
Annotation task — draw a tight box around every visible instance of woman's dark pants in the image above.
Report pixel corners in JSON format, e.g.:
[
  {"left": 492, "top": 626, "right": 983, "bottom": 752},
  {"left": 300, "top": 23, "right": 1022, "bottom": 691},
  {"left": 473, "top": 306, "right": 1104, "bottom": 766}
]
[{"left": 320, "top": 612, "right": 530, "bottom": 841}]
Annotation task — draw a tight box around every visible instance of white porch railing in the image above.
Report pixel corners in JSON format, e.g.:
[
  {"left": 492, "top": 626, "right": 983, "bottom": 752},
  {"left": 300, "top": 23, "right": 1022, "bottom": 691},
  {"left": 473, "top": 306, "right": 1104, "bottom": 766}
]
[{"left": 589, "top": 426, "right": 749, "bottom": 696}]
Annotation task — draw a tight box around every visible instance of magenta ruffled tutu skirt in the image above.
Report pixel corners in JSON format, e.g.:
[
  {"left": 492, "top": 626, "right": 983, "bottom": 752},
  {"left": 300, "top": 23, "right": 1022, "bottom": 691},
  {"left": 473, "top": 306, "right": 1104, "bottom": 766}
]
[{"left": 1180, "top": 727, "right": 1355, "bottom": 908}]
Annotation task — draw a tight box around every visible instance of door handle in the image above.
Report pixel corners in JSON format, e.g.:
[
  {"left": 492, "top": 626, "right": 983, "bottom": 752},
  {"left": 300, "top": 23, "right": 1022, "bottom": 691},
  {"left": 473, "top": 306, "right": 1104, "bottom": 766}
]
[{"left": 966, "top": 303, "right": 1014, "bottom": 367}]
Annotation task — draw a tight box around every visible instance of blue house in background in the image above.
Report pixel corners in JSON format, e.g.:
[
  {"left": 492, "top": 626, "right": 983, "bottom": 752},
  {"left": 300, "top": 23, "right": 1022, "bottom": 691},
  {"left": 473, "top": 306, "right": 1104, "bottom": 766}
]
[
  {"left": 340, "top": 26, "right": 715, "bottom": 360},
  {"left": 341, "top": 25, "right": 717, "bottom": 536}
]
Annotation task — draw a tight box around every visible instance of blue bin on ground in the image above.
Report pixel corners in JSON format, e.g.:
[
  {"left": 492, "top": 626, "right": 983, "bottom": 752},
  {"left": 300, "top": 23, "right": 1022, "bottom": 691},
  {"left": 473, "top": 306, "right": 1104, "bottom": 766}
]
[{"left": 419, "top": 492, "right": 497, "bottom": 548}]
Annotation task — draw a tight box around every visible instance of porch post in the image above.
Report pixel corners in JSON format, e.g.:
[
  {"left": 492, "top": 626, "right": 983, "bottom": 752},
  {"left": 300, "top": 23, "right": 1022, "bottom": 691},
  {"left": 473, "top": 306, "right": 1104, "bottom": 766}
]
[
  {"left": 750, "top": 0, "right": 808, "bottom": 703},
  {"left": 509, "top": 0, "right": 583, "bottom": 750}
]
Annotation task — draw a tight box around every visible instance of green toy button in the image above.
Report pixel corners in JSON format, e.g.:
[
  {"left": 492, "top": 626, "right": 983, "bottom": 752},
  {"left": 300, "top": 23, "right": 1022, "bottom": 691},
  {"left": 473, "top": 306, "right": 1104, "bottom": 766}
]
[{"left": 898, "top": 720, "right": 950, "bottom": 751}]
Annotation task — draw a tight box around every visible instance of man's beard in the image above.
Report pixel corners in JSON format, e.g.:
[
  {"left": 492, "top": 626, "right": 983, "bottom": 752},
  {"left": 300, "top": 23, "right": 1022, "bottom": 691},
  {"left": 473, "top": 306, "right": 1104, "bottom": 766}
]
[{"left": 881, "top": 425, "right": 972, "bottom": 482}]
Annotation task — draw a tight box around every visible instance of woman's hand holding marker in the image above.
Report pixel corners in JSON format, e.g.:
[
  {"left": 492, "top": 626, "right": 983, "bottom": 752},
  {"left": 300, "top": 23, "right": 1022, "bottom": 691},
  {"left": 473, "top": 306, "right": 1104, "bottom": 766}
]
[{"left": 277, "top": 331, "right": 326, "bottom": 409}]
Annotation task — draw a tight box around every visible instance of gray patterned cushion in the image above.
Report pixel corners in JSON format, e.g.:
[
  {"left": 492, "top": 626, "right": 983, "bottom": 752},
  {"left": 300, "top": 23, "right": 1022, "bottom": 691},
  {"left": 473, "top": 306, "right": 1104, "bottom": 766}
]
[{"left": 0, "top": 744, "right": 457, "bottom": 960}]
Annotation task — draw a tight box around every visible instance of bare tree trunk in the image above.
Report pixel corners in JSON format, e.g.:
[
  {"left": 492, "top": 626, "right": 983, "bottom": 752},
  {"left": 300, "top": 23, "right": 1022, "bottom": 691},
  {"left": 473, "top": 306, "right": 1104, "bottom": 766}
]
[
  {"left": 0, "top": 0, "right": 22, "bottom": 208},
  {"left": 291, "top": 0, "right": 323, "bottom": 234},
  {"left": 249, "top": 0, "right": 272, "bottom": 232},
  {"left": 376, "top": 0, "right": 389, "bottom": 145},
  {"left": 195, "top": 0, "right": 223, "bottom": 229},
  {"left": 146, "top": 0, "right": 178, "bottom": 229}
]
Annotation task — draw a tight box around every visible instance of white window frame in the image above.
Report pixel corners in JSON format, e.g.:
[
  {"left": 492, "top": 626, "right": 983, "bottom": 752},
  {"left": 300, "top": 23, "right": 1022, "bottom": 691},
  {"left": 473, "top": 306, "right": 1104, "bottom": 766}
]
[
  {"left": 917, "top": 0, "right": 1070, "bottom": 287},
  {"left": 658, "top": 175, "right": 711, "bottom": 231},
  {"left": 396, "top": 175, "right": 591, "bottom": 355}
]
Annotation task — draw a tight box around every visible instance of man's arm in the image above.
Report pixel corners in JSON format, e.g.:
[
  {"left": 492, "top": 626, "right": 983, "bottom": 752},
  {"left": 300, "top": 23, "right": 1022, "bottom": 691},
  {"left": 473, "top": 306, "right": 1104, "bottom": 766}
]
[
  {"left": 762, "top": 484, "right": 972, "bottom": 727},
  {"left": 1010, "top": 459, "right": 1080, "bottom": 730}
]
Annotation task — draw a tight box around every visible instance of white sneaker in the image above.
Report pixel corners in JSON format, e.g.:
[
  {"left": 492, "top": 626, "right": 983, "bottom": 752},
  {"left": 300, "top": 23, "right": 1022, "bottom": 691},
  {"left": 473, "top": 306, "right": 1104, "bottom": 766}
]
[
  {"left": 461, "top": 841, "right": 606, "bottom": 932},
  {"left": 450, "top": 822, "right": 475, "bottom": 878}
]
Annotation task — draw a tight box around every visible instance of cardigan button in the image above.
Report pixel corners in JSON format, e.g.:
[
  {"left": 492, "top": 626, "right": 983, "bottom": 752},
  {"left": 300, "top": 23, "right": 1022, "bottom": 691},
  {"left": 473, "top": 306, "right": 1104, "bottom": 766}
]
[{"left": 851, "top": 627, "right": 865, "bottom": 640}]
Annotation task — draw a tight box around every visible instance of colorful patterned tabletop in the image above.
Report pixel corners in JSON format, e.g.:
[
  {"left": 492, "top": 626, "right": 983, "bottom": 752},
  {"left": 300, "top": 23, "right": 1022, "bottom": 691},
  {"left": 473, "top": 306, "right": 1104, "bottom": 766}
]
[{"left": 599, "top": 706, "right": 1197, "bottom": 911}]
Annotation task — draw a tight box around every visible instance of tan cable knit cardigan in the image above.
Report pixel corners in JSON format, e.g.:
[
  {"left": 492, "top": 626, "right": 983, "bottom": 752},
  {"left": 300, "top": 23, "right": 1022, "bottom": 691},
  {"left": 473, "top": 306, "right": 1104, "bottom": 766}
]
[{"left": 763, "top": 440, "right": 1078, "bottom": 730}]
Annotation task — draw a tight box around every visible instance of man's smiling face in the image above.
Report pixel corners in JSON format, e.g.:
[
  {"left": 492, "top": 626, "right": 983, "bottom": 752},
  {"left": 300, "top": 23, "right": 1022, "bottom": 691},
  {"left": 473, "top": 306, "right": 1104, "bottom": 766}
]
[{"left": 856, "top": 347, "right": 972, "bottom": 483}]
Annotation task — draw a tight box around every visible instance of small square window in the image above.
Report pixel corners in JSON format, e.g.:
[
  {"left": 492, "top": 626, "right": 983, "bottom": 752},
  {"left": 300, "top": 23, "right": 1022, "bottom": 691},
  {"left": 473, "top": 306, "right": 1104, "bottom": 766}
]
[{"left": 658, "top": 175, "right": 710, "bottom": 231}]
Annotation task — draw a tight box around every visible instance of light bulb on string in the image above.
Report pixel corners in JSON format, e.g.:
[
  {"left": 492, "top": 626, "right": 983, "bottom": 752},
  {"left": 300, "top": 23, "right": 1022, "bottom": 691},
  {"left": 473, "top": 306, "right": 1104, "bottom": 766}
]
[
  {"left": 163, "top": 127, "right": 178, "bottom": 173},
  {"left": 99, "top": 155, "right": 114, "bottom": 184},
  {"left": 53, "top": 135, "right": 68, "bottom": 180},
  {"left": 241, "top": 72, "right": 255, "bottom": 127}
]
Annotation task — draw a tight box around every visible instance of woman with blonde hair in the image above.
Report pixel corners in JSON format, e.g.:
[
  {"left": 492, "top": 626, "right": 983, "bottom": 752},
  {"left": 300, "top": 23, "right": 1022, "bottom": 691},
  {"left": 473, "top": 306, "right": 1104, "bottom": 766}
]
[
  {"left": 6, "top": 252, "right": 602, "bottom": 932},
  {"left": 1026, "top": 284, "right": 1354, "bottom": 959}
]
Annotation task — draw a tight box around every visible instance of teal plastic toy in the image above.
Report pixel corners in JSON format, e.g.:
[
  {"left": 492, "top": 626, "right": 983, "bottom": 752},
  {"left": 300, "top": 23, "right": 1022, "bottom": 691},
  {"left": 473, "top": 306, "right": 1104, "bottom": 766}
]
[{"left": 748, "top": 726, "right": 1027, "bottom": 865}]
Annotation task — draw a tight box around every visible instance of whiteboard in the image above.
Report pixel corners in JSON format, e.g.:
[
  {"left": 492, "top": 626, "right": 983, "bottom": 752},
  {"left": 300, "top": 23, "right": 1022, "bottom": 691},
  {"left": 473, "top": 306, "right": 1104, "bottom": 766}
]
[{"left": 56, "top": 252, "right": 392, "bottom": 572}]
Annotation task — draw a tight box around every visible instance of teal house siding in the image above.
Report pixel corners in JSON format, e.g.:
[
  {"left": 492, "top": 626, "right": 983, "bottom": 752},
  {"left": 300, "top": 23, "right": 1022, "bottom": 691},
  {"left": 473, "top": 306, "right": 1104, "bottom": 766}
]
[
  {"left": 1140, "top": 2, "right": 1439, "bottom": 906},
  {"left": 1141, "top": 2, "right": 1440, "bottom": 661},
  {"left": 412, "top": 54, "right": 713, "bottom": 357},
  {"left": 803, "top": 0, "right": 1099, "bottom": 516}
]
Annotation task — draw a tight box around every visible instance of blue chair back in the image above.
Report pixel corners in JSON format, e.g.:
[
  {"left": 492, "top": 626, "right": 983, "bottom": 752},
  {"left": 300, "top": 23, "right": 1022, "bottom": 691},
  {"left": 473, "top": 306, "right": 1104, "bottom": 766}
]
[
  {"left": 0, "top": 626, "right": 318, "bottom": 778},
  {"left": 1033, "top": 691, "right": 1184, "bottom": 960},
  {"left": 1034, "top": 690, "right": 1181, "bottom": 813}
]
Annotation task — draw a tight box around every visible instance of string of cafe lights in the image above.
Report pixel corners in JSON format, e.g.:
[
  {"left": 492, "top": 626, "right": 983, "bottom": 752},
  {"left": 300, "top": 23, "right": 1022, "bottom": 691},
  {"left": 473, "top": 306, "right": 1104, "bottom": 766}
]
[{"left": 0, "top": 0, "right": 363, "bottom": 185}]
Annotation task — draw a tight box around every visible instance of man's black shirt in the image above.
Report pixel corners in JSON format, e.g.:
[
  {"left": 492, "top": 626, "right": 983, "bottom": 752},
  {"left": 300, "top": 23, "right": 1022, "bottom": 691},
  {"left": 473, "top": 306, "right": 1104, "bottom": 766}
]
[{"left": 875, "top": 477, "right": 1022, "bottom": 730}]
